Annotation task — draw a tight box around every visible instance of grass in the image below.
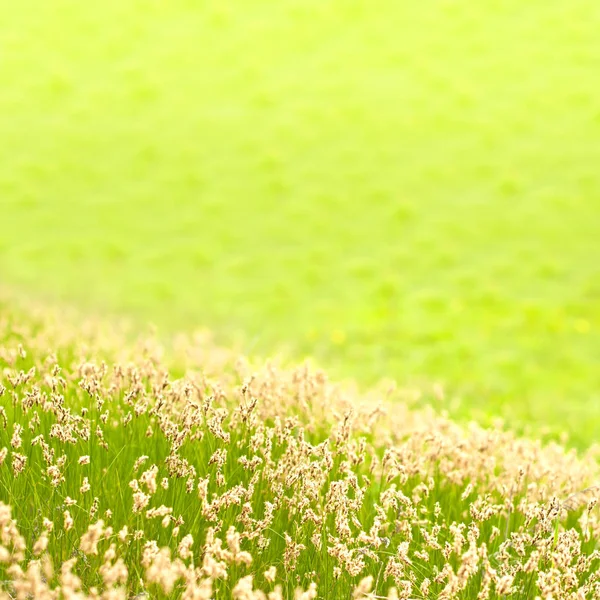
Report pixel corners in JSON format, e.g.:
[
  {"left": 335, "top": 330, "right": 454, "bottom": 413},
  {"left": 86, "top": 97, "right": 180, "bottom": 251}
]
[
  {"left": 1, "top": 0, "right": 600, "bottom": 446},
  {"left": 1, "top": 306, "right": 600, "bottom": 599}
]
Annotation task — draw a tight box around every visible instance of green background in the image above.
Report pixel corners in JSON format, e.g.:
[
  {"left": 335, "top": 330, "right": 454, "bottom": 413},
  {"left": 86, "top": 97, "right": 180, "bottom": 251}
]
[{"left": 1, "top": 0, "right": 599, "bottom": 446}]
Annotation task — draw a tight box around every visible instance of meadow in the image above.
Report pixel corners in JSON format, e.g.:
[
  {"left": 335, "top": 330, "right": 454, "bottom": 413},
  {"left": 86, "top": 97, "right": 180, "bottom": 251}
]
[
  {"left": 1, "top": 0, "right": 600, "bottom": 446},
  {"left": 1, "top": 305, "right": 600, "bottom": 599},
  {"left": 1, "top": 1, "right": 600, "bottom": 597}
]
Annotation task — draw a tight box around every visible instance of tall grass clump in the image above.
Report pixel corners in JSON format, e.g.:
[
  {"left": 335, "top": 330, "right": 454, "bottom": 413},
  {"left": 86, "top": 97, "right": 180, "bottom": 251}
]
[{"left": 0, "top": 307, "right": 600, "bottom": 599}]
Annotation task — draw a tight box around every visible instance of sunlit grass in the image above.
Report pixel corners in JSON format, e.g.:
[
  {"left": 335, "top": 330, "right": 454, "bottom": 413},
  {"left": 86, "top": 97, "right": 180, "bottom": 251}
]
[{"left": 1, "top": 307, "right": 600, "bottom": 598}]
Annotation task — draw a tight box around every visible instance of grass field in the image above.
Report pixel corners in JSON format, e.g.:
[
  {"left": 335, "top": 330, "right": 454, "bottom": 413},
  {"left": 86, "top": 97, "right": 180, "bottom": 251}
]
[
  {"left": 1, "top": 0, "right": 600, "bottom": 446},
  {"left": 1, "top": 308, "right": 600, "bottom": 599}
]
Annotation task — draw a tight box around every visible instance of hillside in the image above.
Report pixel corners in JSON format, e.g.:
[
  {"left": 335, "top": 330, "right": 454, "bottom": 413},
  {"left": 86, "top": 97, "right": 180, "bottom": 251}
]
[{"left": 1, "top": 0, "right": 600, "bottom": 446}]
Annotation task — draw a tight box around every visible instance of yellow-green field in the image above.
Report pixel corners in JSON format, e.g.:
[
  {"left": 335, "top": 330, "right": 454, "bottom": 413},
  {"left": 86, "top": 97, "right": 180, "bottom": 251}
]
[
  {"left": 1, "top": 0, "right": 599, "bottom": 446},
  {"left": 1, "top": 1, "right": 600, "bottom": 596}
]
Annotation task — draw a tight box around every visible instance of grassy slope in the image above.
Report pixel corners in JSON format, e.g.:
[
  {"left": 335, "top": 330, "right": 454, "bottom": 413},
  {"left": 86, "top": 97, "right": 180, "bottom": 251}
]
[
  {"left": 1, "top": 307, "right": 600, "bottom": 599},
  {"left": 1, "top": 0, "right": 600, "bottom": 445}
]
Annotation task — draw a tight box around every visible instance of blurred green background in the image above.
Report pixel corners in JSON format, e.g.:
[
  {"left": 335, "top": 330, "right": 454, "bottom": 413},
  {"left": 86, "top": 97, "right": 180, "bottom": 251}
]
[{"left": 1, "top": 0, "right": 599, "bottom": 446}]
